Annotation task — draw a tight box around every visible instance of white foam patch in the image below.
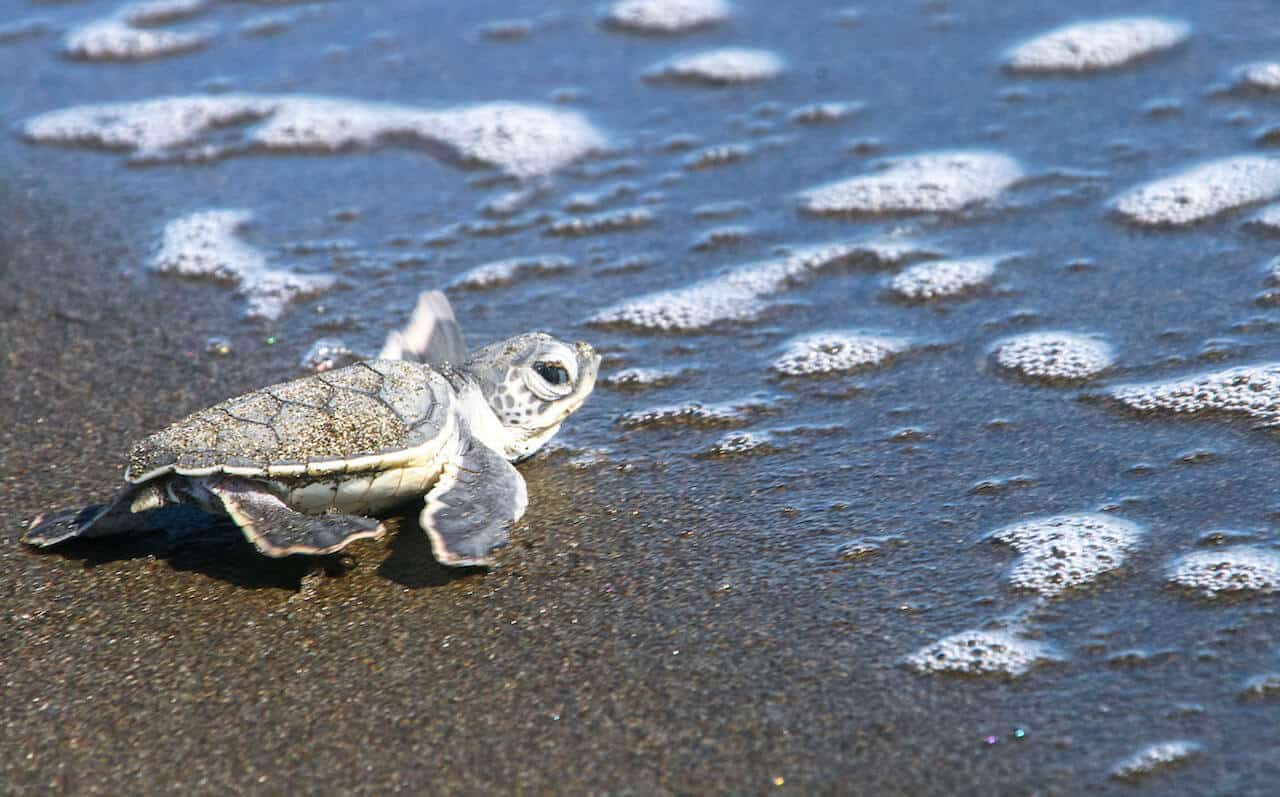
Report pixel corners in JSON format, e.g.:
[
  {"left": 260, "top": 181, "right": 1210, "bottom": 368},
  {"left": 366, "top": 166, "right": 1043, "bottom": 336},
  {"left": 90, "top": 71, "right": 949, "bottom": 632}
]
[
  {"left": 1234, "top": 62, "right": 1280, "bottom": 93},
  {"left": 988, "top": 513, "right": 1142, "bottom": 597},
  {"left": 588, "top": 240, "right": 934, "bottom": 332},
  {"left": 603, "top": 366, "right": 692, "bottom": 389},
  {"left": 700, "top": 430, "right": 778, "bottom": 456},
  {"left": 799, "top": 151, "right": 1023, "bottom": 216},
  {"left": 153, "top": 210, "right": 335, "bottom": 320},
  {"left": 644, "top": 48, "right": 784, "bottom": 85},
  {"left": 1005, "top": 18, "right": 1189, "bottom": 74},
  {"left": 1112, "top": 156, "right": 1280, "bottom": 227},
  {"left": 789, "top": 101, "right": 863, "bottom": 125},
  {"left": 993, "top": 332, "right": 1114, "bottom": 381},
  {"left": 1109, "top": 363, "right": 1280, "bottom": 426},
  {"left": 1166, "top": 547, "right": 1280, "bottom": 598},
  {"left": 772, "top": 331, "right": 908, "bottom": 377},
  {"left": 1109, "top": 741, "right": 1202, "bottom": 781},
  {"left": 447, "top": 255, "right": 573, "bottom": 290},
  {"left": 890, "top": 255, "right": 1000, "bottom": 300},
  {"left": 683, "top": 143, "right": 751, "bottom": 170},
  {"left": 1244, "top": 203, "right": 1280, "bottom": 233},
  {"left": 23, "top": 95, "right": 606, "bottom": 178},
  {"left": 603, "top": 0, "right": 730, "bottom": 33},
  {"left": 546, "top": 207, "right": 653, "bottom": 236},
  {"left": 618, "top": 398, "right": 765, "bottom": 429},
  {"left": 904, "top": 629, "right": 1061, "bottom": 678},
  {"left": 65, "top": 17, "right": 210, "bottom": 61}
]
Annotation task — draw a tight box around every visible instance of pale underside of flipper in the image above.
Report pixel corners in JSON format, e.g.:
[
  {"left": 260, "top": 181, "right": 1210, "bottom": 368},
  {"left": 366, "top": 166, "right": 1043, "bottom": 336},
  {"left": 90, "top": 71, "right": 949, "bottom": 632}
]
[
  {"left": 379, "top": 290, "right": 468, "bottom": 365},
  {"left": 206, "top": 477, "right": 385, "bottom": 557},
  {"left": 420, "top": 438, "right": 528, "bottom": 567}
]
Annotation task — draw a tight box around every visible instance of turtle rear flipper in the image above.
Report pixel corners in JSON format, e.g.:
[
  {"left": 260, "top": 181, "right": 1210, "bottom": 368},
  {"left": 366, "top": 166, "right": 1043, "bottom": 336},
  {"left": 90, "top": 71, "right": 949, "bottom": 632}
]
[
  {"left": 206, "top": 477, "right": 385, "bottom": 557},
  {"left": 22, "top": 483, "right": 164, "bottom": 546},
  {"left": 379, "top": 290, "right": 467, "bottom": 365},
  {"left": 24, "top": 506, "right": 115, "bottom": 546},
  {"left": 420, "top": 438, "right": 528, "bottom": 567}
]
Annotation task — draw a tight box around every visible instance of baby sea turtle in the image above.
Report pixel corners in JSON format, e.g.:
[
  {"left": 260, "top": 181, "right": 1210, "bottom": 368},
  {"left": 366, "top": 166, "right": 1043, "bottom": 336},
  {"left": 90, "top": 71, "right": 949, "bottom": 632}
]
[{"left": 23, "top": 292, "right": 600, "bottom": 567}]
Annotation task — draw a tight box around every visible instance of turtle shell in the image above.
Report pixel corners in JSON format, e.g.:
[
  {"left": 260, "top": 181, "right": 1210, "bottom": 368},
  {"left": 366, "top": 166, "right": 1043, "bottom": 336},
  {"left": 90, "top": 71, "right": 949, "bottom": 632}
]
[{"left": 126, "top": 359, "right": 455, "bottom": 483}]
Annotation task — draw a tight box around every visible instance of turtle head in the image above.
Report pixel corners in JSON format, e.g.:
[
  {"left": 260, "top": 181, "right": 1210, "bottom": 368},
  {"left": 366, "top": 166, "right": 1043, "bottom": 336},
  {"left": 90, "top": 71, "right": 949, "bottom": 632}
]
[{"left": 463, "top": 332, "right": 600, "bottom": 460}]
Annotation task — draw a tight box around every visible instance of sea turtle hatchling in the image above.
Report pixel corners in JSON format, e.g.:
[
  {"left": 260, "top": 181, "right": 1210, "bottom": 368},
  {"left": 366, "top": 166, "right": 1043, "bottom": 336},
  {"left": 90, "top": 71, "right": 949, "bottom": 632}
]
[{"left": 23, "top": 291, "right": 600, "bottom": 567}]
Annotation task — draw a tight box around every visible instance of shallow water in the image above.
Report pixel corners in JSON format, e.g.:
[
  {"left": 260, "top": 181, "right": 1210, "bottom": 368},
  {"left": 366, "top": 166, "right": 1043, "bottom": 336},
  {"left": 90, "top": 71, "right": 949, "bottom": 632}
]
[{"left": 3, "top": 0, "right": 1280, "bottom": 793}]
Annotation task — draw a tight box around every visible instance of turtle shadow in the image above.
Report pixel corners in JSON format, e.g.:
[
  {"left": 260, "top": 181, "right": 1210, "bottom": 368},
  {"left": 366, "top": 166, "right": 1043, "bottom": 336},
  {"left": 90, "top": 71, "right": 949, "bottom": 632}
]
[
  {"left": 25, "top": 506, "right": 482, "bottom": 591},
  {"left": 377, "top": 513, "right": 486, "bottom": 589},
  {"left": 28, "top": 506, "right": 342, "bottom": 591}
]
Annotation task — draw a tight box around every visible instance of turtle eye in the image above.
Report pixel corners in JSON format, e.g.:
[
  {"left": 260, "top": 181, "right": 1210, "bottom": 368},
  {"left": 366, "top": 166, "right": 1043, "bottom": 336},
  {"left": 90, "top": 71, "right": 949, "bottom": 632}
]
[{"left": 533, "top": 360, "right": 571, "bottom": 386}]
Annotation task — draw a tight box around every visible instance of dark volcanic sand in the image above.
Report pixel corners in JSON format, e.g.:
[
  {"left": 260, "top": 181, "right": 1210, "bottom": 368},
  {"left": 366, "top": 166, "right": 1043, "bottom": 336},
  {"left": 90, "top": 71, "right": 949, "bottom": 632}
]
[
  {"left": 0, "top": 187, "right": 1136, "bottom": 796},
  {"left": 3, "top": 187, "right": 1276, "bottom": 796},
  {"left": 0, "top": 195, "right": 1015, "bottom": 796}
]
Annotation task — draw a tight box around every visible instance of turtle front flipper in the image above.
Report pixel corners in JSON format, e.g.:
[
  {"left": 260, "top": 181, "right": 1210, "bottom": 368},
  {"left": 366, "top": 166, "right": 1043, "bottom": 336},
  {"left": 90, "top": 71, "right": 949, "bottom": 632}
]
[
  {"left": 379, "top": 290, "right": 468, "bottom": 365},
  {"left": 420, "top": 439, "right": 528, "bottom": 567},
  {"left": 23, "top": 483, "right": 165, "bottom": 546},
  {"left": 205, "top": 477, "right": 385, "bottom": 557}
]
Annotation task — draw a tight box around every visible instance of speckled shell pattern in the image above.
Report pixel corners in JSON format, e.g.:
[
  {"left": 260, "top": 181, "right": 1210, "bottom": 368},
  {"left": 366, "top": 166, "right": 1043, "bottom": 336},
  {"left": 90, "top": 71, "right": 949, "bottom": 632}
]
[{"left": 126, "top": 359, "right": 462, "bottom": 514}]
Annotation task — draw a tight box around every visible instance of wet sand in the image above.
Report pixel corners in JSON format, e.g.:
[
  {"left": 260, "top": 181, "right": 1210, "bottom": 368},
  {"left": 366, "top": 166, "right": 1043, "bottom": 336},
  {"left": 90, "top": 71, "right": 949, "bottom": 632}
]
[{"left": 3, "top": 186, "right": 1274, "bottom": 796}]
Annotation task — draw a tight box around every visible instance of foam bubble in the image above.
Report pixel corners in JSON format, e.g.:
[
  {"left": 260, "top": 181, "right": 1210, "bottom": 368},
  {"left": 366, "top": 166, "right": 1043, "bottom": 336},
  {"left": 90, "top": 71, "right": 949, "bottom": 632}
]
[
  {"left": 23, "top": 95, "right": 606, "bottom": 178},
  {"left": 546, "top": 207, "right": 653, "bottom": 236},
  {"left": 300, "top": 338, "right": 358, "bottom": 372},
  {"left": 562, "top": 183, "right": 634, "bottom": 213},
  {"left": 1112, "top": 156, "right": 1280, "bottom": 227},
  {"left": 789, "top": 101, "right": 863, "bottom": 125},
  {"left": 1243, "top": 203, "right": 1280, "bottom": 234},
  {"left": 1166, "top": 547, "right": 1280, "bottom": 598},
  {"left": 1109, "top": 741, "right": 1202, "bottom": 781},
  {"left": 1109, "top": 363, "right": 1280, "bottom": 425},
  {"left": 772, "top": 331, "right": 908, "bottom": 377},
  {"left": 683, "top": 143, "right": 751, "bottom": 170},
  {"left": 64, "top": 16, "right": 210, "bottom": 61},
  {"left": 1233, "top": 62, "right": 1280, "bottom": 93},
  {"left": 603, "top": 0, "right": 730, "bottom": 34},
  {"left": 602, "top": 366, "right": 693, "bottom": 390},
  {"left": 240, "top": 13, "right": 292, "bottom": 38},
  {"left": 588, "top": 240, "right": 935, "bottom": 332},
  {"left": 904, "top": 629, "right": 1061, "bottom": 678},
  {"left": 836, "top": 539, "right": 882, "bottom": 561},
  {"left": 1005, "top": 18, "right": 1189, "bottom": 74},
  {"left": 618, "top": 398, "right": 768, "bottom": 429},
  {"left": 798, "top": 151, "right": 1023, "bottom": 216},
  {"left": 1241, "top": 672, "right": 1280, "bottom": 701},
  {"left": 890, "top": 255, "right": 1000, "bottom": 300},
  {"left": 125, "top": 0, "right": 208, "bottom": 26},
  {"left": 153, "top": 210, "right": 335, "bottom": 320},
  {"left": 993, "top": 332, "right": 1114, "bottom": 381},
  {"left": 698, "top": 430, "right": 779, "bottom": 457},
  {"left": 691, "top": 225, "right": 752, "bottom": 251},
  {"left": 447, "top": 255, "right": 573, "bottom": 290},
  {"left": 644, "top": 48, "right": 784, "bottom": 85},
  {"left": 988, "top": 513, "right": 1142, "bottom": 597}
]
